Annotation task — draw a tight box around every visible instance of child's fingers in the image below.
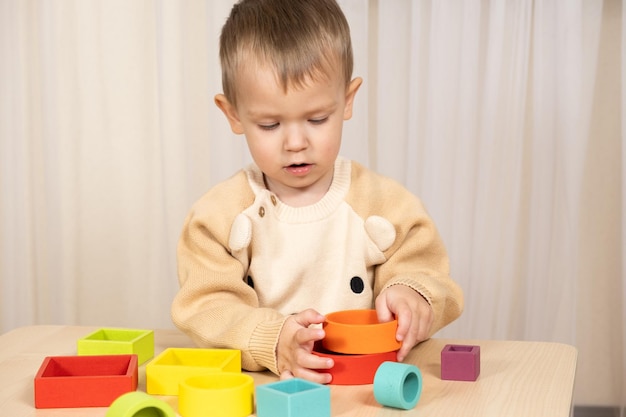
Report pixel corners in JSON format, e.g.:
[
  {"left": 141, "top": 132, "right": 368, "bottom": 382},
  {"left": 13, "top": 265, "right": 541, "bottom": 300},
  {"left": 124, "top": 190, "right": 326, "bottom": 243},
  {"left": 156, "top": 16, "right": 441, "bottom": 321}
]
[
  {"left": 397, "top": 343, "right": 413, "bottom": 362},
  {"left": 295, "top": 348, "right": 334, "bottom": 370},
  {"left": 395, "top": 308, "right": 414, "bottom": 362},
  {"left": 292, "top": 308, "right": 326, "bottom": 327},
  {"left": 290, "top": 366, "right": 333, "bottom": 385},
  {"left": 397, "top": 308, "right": 434, "bottom": 361},
  {"left": 394, "top": 307, "right": 412, "bottom": 342},
  {"left": 284, "top": 349, "right": 333, "bottom": 384},
  {"left": 279, "top": 369, "right": 294, "bottom": 380},
  {"left": 293, "top": 325, "right": 325, "bottom": 346},
  {"left": 374, "top": 295, "right": 394, "bottom": 323}
]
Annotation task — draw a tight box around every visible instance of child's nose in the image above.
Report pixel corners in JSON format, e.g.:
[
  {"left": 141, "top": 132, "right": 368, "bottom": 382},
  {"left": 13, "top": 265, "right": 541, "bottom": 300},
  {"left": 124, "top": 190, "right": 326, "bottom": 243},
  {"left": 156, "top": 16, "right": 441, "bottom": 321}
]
[{"left": 283, "top": 126, "right": 308, "bottom": 151}]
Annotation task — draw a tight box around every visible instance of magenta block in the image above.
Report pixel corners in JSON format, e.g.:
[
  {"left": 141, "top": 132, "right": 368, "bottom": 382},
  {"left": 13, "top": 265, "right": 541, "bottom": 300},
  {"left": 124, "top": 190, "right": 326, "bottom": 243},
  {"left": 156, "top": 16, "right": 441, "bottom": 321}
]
[{"left": 441, "top": 344, "right": 480, "bottom": 381}]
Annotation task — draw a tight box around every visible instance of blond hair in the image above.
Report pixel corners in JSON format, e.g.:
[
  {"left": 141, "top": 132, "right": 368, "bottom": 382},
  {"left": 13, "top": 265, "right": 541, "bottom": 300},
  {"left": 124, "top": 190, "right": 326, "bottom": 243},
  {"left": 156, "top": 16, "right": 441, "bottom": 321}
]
[{"left": 219, "top": 0, "right": 354, "bottom": 106}]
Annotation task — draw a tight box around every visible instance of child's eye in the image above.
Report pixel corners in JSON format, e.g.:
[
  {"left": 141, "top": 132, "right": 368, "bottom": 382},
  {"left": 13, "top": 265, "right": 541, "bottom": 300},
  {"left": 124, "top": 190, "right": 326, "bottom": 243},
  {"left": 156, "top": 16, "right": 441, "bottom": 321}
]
[
  {"left": 309, "top": 117, "right": 329, "bottom": 125},
  {"left": 258, "top": 123, "right": 279, "bottom": 131}
]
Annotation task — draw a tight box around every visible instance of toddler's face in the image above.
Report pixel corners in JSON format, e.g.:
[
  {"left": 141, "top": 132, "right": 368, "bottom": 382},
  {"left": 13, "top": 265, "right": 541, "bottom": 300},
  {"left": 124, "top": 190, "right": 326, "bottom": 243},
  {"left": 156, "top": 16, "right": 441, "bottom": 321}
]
[{"left": 217, "top": 65, "right": 361, "bottom": 207}]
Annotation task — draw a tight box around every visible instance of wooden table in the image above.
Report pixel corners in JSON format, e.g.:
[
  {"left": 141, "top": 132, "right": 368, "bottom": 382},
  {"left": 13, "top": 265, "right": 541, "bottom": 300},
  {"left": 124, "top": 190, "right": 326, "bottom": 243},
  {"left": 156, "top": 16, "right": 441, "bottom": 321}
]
[{"left": 0, "top": 325, "right": 577, "bottom": 416}]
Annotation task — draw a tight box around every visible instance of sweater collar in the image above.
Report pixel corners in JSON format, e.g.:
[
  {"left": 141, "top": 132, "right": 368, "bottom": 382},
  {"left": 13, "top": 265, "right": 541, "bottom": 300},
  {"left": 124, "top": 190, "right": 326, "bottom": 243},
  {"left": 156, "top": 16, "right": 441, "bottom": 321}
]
[{"left": 245, "top": 157, "right": 352, "bottom": 222}]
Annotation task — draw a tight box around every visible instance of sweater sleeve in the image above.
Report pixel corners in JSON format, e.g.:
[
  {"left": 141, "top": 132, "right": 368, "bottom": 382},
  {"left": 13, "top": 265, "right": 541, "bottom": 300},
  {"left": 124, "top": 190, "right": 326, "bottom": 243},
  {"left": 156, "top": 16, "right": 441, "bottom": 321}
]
[
  {"left": 347, "top": 163, "right": 464, "bottom": 336},
  {"left": 171, "top": 172, "right": 287, "bottom": 373}
]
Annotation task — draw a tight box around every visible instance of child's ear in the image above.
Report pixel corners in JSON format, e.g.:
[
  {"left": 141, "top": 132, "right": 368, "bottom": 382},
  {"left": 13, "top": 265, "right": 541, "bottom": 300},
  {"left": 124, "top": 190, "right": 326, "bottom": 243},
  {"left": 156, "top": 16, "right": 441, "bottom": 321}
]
[
  {"left": 215, "top": 94, "right": 245, "bottom": 134},
  {"left": 343, "top": 77, "right": 362, "bottom": 120}
]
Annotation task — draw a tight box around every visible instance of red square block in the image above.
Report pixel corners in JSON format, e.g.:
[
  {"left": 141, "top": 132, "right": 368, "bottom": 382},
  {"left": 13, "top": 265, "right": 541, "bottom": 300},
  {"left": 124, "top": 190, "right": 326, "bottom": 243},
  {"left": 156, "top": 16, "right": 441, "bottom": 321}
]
[
  {"left": 34, "top": 354, "right": 138, "bottom": 408},
  {"left": 441, "top": 344, "right": 480, "bottom": 381}
]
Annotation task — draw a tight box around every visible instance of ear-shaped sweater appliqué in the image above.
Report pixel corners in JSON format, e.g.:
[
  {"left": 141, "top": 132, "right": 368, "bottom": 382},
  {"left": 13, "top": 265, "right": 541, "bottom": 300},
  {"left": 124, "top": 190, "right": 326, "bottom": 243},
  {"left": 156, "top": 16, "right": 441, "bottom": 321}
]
[
  {"left": 363, "top": 215, "right": 396, "bottom": 265},
  {"left": 229, "top": 213, "right": 252, "bottom": 266}
]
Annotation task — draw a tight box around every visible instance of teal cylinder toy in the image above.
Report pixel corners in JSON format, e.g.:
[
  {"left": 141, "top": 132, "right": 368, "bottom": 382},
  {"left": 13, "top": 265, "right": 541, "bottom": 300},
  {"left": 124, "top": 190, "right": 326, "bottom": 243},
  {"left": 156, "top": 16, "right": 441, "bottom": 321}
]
[{"left": 373, "top": 361, "right": 423, "bottom": 410}]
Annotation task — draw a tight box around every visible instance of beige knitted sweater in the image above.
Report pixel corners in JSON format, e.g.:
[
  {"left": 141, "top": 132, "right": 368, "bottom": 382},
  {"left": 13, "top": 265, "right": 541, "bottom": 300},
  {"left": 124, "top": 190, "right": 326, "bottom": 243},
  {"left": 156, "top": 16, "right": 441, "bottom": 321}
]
[{"left": 172, "top": 157, "right": 463, "bottom": 374}]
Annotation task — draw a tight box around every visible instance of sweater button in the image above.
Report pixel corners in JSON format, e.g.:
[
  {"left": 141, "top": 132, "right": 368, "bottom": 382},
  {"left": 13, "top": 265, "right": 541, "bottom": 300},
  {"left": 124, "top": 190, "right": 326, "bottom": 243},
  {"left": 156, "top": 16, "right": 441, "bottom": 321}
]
[
  {"left": 270, "top": 195, "right": 277, "bottom": 206},
  {"left": 258, "top": 206, "right": 265, "bottom": 217}
]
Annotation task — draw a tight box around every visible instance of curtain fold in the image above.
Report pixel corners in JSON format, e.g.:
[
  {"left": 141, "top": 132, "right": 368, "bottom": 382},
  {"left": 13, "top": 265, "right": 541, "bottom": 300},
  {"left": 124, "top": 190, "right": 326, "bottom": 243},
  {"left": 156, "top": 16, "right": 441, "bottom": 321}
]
[
  {"left": 0, "top": 0, "right": 623, "bottom": 409},
  {"left": 621, "top": 0, "right": 626, "bottom": 414}
]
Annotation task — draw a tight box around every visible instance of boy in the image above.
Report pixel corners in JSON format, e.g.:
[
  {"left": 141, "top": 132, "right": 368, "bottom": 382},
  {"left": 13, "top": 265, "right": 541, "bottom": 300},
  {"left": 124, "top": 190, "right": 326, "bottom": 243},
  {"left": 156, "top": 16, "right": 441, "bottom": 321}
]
[{"left": 172, "top": 0, "right": 463, "bottom": 384}]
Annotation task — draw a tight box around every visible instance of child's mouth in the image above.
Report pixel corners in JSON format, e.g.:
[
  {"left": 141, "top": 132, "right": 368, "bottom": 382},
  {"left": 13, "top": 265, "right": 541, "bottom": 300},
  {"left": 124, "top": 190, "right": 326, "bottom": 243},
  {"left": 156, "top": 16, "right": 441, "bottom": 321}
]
[{"left": 286, "top": 163, "right": 312, "bottom": 175}]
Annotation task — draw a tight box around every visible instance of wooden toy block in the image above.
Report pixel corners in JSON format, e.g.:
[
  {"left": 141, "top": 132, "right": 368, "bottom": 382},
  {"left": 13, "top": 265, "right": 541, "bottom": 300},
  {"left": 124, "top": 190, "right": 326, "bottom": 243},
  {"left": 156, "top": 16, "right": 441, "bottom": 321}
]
[
  {"left": 256, "top": 378, "right": 330, "bottom": 417},
  {"left": 78, "top": 328, "right": 154, "bottom": 365},
  {"left": 34, "top": 354, "right": 138, "bottom": 408},
  {"left": 312, "top": 341, "right": 397, "bottom": 385},
  {"left": 146, "top": 347, "right": 241, "bottom": 395},
  {"left": 106, "top": 391, "right": 176, "bottom": 417},
  {"left": 322, "top": 309, "right": 401, "bottom": 354},
  {"left": 373, "top": 361, "right": 423, "bottom": 410},
  {"left": 178, "top": 373, "right": 254, "bottom": 417},
  {"left": 441, "top": 344, "right": 480, "bottom": 381}
]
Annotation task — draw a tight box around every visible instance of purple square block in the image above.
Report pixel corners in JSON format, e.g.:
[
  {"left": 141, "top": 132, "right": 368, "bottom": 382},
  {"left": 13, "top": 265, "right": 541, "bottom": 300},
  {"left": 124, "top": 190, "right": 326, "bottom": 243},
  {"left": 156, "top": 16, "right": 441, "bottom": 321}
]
[{"left": 441, "top": 344, "right": 480, "bottom": 381}]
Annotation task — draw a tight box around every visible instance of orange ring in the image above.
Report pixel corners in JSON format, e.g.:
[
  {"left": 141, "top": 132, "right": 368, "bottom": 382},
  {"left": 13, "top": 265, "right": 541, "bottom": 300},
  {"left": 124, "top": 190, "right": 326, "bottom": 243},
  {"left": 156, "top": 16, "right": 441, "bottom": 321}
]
[
  {"left": 322, "top": 309, "right": 401, "bottom": 354},
  {"left": 313, "top": 342, "right": 397, "bottom": 385}
]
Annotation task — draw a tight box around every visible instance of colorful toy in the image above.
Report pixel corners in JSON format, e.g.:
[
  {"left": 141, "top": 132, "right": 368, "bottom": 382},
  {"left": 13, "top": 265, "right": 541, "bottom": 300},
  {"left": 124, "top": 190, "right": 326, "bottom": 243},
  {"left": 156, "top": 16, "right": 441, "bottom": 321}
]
[
  {"left": 77, "top": 328, "right": 154, "bottom": 365},
  {"left": 34, "top": 354, "right": 138, "bottom": 408},
  {"left": 373, "top": 361, "right": 423, "bottom": 410},
  {"left": 146, "top": 347, "right": 241, "bottom": 395},
  {"left": 256, "top": 378, "right": 330, "bottom": 417},
  {"left": 106, "top": 391, "right": 175, "bottom": 417},
  {"left": 441, "top": 344, "right": 480, "bottom": 381},
  {"left": 178, "top": 373, "right": 254, "bottom": 417},
  {"left": 322, "top": 309, "right": 401, "bottom": 354},
  {"left": 316, "top": 309, "right": 401, "bottom": 385},
  {"left": 312, "top": 342, "right": 397, "bottom": 385}
]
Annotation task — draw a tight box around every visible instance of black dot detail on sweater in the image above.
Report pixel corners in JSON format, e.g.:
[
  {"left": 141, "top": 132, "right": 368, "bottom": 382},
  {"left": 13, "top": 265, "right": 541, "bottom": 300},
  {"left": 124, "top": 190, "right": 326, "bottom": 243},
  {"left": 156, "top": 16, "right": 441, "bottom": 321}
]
[
  {"left": 350, "top": 276, "right": 364, "bottom": 294},
  {"left": 246, "top": 276, "right": 254, "bottom": 289}
]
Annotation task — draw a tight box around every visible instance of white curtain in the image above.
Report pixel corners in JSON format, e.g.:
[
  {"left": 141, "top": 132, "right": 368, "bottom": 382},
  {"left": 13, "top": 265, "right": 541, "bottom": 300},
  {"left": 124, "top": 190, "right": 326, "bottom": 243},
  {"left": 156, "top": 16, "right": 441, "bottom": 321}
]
[
  {"left": 0, "top": 0, "right": 623, "bottom": 410},
  {"left": 621, "top": 0, "right": 626, "bottom": 413}
]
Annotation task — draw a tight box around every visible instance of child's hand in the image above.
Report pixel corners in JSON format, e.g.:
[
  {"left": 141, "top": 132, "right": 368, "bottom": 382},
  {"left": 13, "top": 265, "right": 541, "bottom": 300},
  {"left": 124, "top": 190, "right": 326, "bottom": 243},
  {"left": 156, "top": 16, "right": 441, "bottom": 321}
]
[
  {"left": 276, "top": 309, "right": 334, "bottom": 384},
  {"left": 375, "top": 285, "right": 434, "bottom": 362}
]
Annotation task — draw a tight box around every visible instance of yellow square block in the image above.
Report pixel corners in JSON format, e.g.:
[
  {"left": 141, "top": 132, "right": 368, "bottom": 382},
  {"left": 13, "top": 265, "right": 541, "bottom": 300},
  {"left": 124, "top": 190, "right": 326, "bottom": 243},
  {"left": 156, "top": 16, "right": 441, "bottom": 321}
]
[
  {"left": 77, "top": 328, "right": 154, "bottom": 365},
  {"left": 146, "top": 348, "right": 241, "bottom": 395}
]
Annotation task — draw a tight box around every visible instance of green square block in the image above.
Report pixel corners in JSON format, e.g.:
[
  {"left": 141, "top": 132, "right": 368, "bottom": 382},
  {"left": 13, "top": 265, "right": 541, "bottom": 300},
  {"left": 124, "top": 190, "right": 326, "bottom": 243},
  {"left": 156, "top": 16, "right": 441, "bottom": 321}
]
[
  {"left": 146, "top": 348, "right": 241, "bottom": 395},
  {"left": 77, "top": 328, "right": 154, "bottom": 365},
  {"left": 256, "top": 378, "right": 331, "bottom": 417}
]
